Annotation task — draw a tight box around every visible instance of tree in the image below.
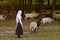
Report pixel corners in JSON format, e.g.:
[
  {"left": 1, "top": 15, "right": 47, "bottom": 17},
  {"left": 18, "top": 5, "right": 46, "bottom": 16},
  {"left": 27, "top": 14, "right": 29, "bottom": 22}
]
[
  {"left": 37, "top": 0, "right": 44, "bottom": 27},
  {"left": 47, "top": 0, "right": 56, "bottom": 18}
]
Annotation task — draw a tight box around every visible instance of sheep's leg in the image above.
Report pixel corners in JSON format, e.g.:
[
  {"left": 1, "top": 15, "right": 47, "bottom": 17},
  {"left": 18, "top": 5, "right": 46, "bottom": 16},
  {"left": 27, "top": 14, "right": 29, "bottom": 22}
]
[{"left": 33, "top": 28, "right": 36, "bottom": 33}]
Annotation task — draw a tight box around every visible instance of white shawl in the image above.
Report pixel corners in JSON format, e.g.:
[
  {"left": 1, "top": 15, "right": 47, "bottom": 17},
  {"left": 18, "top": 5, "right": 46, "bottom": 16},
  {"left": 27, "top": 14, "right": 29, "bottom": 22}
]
[{"left": 16, "top": 10, "right": 23, "bottom": 26}]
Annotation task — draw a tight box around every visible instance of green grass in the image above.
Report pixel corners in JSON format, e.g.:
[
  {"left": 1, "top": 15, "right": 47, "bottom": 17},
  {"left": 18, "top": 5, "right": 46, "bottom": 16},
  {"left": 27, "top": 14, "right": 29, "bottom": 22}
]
[{"left": 0, "top": 19, "right": 60, "bottom": 40}]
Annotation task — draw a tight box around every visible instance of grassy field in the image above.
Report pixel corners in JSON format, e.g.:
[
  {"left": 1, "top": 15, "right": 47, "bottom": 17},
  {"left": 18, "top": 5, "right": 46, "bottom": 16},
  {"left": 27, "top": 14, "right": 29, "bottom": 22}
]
[{"left": 0, "top": 19, "right": 60, "bottom": 40}]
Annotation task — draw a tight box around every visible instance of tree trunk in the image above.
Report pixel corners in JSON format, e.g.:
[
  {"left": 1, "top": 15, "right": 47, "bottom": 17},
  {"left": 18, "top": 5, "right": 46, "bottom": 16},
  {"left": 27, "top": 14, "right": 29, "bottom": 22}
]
[
  {"left": 37, "top": 0, "right": 44, "bottom": 27},
  {"left": 47, "top": 0, "right": 56, "bottom": 18},
  {"left": 38, "top": 0, "right": 44, "bottom": 19}
]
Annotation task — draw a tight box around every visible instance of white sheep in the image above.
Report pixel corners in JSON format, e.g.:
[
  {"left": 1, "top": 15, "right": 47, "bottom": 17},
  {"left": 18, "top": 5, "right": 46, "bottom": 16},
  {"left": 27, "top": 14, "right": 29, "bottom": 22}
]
[
  {"left": 41, "top": 17, "right": 53, "bottom": 24},
  {"left": 30, "top": 22, "right": 37, "bottom": 33},
  {"left": 0, "top": 15, "right": 7, "bottom": 22},
  {"left": 24, "top": 13, "right": 38, "bottom": 19}
]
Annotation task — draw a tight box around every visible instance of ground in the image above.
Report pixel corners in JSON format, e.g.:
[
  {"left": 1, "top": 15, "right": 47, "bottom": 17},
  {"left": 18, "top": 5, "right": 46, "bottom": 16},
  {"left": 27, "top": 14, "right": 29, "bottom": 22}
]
[{"left": 0, "top": 19, "right": 60, "bottom": 40}]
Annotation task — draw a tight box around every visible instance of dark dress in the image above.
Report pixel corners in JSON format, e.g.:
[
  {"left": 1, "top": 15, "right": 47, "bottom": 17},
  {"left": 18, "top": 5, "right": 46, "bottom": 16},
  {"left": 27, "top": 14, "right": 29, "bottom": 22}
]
[{"left": 15, "top": 23, "right": 23, "bottom": 37}]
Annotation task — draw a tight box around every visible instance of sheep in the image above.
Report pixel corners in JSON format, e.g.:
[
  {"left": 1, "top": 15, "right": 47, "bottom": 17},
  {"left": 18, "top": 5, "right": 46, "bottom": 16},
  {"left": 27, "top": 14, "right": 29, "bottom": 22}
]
[
  {"left": 0, "top": 15, "right": 7, "bottom": 22},
  {"left": 30, "top": 22, "right": 37, "bottom": 33},
  {"left": 41, "top": 17, "right": 53, "bottom": 24},
  {"left": 24, "top": 13, "right": 38, "bottom": 19}
]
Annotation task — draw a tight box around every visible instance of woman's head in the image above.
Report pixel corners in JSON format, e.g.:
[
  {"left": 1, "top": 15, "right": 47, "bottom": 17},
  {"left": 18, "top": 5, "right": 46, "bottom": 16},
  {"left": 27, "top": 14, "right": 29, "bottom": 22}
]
[{"left": 17, "top": 10, "right": 22, "bottom": 16}]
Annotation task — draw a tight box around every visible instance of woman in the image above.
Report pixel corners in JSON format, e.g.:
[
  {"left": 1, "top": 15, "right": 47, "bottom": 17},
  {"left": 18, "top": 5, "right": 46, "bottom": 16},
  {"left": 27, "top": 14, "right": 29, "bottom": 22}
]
[{"left": 15, "top": 10, "right": 23, "bottom": 38}]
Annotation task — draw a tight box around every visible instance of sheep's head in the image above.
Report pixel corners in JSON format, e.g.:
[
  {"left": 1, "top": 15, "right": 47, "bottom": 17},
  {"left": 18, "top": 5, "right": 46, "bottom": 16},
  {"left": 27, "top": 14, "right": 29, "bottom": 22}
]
[
  {"left": 31, "top": 27, "right": 36, "bottom": 33},
  {"left": 30, "top": 22, "right": 37, "bottom": 33}
]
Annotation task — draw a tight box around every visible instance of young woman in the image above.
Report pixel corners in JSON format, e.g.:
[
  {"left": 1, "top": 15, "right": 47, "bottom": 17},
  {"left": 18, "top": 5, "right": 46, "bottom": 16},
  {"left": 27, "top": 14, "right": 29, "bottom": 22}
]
[{"left": 15, "top": 10, "right": 23, "bottom": 38}]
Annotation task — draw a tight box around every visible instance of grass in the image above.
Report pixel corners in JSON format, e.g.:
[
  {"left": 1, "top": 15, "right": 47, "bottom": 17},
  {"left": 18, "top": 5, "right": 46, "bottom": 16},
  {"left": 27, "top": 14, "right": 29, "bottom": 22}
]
[{"left": 0, "top": 19, "right": 60, "bottom": 40}]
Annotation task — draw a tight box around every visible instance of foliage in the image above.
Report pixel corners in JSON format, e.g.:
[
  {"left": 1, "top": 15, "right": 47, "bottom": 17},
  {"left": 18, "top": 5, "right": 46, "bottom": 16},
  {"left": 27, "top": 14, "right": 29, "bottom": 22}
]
[
  {"left": 56, "top": 0, "right": 60, "bottom": 5},
  {"left": 44, "top": 0, "right": 60, "bottom": 6},
  {"left": 0, "top": 0, "right": 60, "bottom": 15},
  {"left": 0, "top": 0, "right": 19, "bottom": 7}
]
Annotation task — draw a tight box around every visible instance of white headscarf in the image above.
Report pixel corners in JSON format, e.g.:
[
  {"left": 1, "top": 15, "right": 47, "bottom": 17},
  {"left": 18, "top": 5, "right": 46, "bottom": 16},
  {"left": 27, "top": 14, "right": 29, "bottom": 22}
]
[{"left": 16, "top": 10, "right": 23, "bottom": 26}]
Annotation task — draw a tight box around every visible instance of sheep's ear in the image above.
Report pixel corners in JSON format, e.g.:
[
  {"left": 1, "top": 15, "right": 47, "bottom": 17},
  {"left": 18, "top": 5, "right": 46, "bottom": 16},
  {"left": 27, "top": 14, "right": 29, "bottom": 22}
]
[{"left": 32, "top": 29, "right": 33, "bottom": 31}]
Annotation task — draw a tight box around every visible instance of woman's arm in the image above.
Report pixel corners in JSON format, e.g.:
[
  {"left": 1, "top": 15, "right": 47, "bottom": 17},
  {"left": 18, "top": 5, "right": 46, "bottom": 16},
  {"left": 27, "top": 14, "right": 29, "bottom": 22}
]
[{"left": 20, "top": 17, "right": 23, "bottom": 27}]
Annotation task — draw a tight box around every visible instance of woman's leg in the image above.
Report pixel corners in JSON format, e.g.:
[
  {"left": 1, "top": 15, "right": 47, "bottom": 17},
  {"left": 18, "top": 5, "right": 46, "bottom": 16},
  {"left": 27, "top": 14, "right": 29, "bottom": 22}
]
[{"left": 17, "top": 23, "right": 23, "bottom": 38}]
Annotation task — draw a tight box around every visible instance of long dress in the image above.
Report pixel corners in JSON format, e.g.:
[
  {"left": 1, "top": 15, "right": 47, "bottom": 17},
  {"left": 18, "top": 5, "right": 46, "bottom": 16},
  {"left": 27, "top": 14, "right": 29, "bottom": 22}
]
[{"left": 15, "top": 23, "right": 23, "bottom": 35}]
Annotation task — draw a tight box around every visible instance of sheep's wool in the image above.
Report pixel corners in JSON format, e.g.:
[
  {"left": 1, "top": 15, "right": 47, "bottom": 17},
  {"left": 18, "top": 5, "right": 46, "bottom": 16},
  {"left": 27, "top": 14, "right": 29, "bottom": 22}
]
[
  {"left": 41, "top": 17, "right": 53, "bottom": 24},
  {"left": 30, "top": 22, "right": 37, "bottom": 31}
]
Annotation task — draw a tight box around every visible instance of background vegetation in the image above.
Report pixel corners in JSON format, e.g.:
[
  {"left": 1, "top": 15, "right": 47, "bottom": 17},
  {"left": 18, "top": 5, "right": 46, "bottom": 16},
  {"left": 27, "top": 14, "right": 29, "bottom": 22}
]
[{"left": 0, "top": 0, "right": 60, "bottom": 19}]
